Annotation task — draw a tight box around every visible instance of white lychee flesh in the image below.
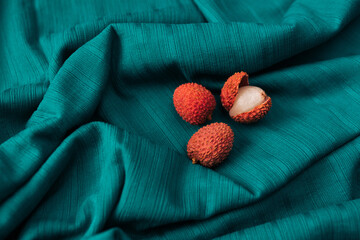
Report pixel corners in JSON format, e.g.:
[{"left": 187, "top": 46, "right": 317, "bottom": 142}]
[{"left": 229, "top": 86, "right": 268, "bottom": 117}]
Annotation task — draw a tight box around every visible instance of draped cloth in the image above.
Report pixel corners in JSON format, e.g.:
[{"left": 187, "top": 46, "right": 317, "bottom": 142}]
[{"left": 1, "top": 0, "right": 360, "bottom": 239}]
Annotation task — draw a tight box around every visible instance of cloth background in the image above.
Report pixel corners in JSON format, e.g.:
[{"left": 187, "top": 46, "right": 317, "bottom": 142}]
[{"left": 1, "top": 0, "right": 360, "bottom": 239}]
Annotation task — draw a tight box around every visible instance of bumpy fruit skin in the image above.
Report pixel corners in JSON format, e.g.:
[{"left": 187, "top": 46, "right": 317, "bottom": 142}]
[
  {"left": 220, "top": 72, "right": 249, "bottom": 111},
  {"left": 220, "top": 72, "right": 271, "bottom": 124},
  {"left": 231, "top": 97, "right": 272, "bottom": 123},
  {"left": 187, "top": 122, "right": 234, "bottom": 168},
  {"left": 173, "top": 83, "right": 216, "bottom": 125}
]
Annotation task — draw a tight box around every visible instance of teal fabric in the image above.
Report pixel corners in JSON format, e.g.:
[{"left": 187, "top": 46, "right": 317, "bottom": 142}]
[{"left": 1, "top": 0, "right": 360, "bottom": 239}]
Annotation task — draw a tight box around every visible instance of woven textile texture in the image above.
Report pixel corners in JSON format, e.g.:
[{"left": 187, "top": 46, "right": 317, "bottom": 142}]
[{"left": 1, "top": 0, "right": 360, "bottom": 239}]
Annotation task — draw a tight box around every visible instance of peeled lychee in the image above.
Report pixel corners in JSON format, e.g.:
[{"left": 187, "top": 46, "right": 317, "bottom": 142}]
[
  {"left": 173, "top": 83, "right": 216, "bottom": 125},
  {"left": 187, "top": 122, "right": 234, "bottom": 168},
  {"left": 220, "top": 72, "right": 271, "bottom": 124}
]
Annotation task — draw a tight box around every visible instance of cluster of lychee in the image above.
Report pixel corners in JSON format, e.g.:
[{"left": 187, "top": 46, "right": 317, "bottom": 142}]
[{"left": 173, "top": 72, "right": 272, "bottom": 168}]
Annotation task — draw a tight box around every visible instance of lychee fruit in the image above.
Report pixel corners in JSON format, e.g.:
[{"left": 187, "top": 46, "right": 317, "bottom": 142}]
[
  {"left": 173, "top": 83, "right": 216, "bottom": 125},
  {"left": 187, "top": 122, "right": 234, "bottom": 168},
  {"left": 220, "top": 72, "right": 271, "bottom": 124}
]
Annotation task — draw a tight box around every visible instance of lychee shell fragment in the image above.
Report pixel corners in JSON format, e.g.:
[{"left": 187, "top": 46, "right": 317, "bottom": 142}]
[
  {"left": 220, "top": 72, "right": 272, "bottom": 124},
  {"left": 231, "top": 96, "right": 272, "bottom": 124},
  {"left": 220, "top": 72, "right": 249, "bottom": 112}
]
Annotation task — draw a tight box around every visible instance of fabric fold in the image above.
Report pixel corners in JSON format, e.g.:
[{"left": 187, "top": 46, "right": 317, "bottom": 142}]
[{"left": 0, "top": 0, "right": 360, "bottom": 239}]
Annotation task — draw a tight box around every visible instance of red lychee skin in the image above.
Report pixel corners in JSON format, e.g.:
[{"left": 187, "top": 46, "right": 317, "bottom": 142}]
[
  {"left": 173, "top": 83, "right": 216, "bottom": 125},
  {"left": 187, "top": 122, "right": 234, "bottom": 168},
  {"left": 231, "top": 97, "right": 272, "bottom": 124},
  {"left": 220, "top": 72, "right": 249, "bottom": 112},
  {"left": 221, "top": 72, "right": 272, "bottom": 123}
]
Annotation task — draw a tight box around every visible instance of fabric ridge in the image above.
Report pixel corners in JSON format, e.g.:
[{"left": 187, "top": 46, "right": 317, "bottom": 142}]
[{"left": 0, "top": 0, "right": 360, "bottom": 239}]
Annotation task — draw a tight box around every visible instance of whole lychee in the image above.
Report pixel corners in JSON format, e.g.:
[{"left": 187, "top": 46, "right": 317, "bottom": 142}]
[
  {"left": 187, "top": 122, "right": 234, "bottom": 168},
  {"left": 173, "top": 83, "right": 216, "bottom": 125},
  {"left": 220, "top": 72, "right": 271, "bottom": 124}
]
